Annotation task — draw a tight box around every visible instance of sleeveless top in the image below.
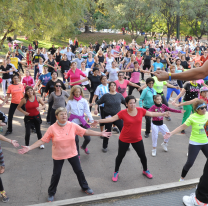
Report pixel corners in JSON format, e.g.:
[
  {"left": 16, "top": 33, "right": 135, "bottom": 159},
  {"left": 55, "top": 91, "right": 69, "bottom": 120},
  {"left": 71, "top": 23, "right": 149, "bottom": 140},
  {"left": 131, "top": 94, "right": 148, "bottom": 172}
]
[
  {"left": 86, "top": 58, "right": 94, "bottom": 68},
  {"left": 48, "top": 59, "right": 55, "bottom": 72},
  {"left": 25, "top": 96, "right": 39, "bottom": 116},
  {"left": 98, "top": 55, "right": 104, "bottom": 63},
  {"left": 130, "top": 69, "right": 140, "bottom": 83},
  {"left": 136, "top": 57, "right": 142, "bottom": 66}
]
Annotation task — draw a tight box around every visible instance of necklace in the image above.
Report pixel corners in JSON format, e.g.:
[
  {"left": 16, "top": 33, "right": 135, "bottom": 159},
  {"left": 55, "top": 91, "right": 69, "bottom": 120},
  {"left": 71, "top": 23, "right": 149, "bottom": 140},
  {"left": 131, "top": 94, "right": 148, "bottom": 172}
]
[{"left": 190, "top": 82, "right": 197, "bottom": 87}]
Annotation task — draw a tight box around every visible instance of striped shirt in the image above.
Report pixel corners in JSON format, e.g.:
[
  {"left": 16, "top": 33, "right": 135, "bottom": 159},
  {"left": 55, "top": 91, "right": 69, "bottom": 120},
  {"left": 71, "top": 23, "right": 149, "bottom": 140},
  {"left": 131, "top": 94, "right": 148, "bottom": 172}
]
[{"left": 94, "top": 84, "right": 109, "bottom": 107}]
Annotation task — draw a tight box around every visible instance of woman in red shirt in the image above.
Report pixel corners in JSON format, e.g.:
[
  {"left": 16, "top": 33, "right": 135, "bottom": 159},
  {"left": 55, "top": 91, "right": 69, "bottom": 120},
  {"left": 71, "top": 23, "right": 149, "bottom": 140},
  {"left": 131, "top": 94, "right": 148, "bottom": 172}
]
[
  {"left": 17, "top": 86, "right": 45, "bottom": 147},
  {"left": 92, "top": 95, "right": 169, "bottom": 182}
]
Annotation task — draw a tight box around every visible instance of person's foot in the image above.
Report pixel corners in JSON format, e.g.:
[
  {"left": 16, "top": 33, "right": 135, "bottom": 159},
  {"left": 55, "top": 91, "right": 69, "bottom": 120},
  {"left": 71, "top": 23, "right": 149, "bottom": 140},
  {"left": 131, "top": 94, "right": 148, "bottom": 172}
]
[
  {"left": 179, "top": 178, "right": 185, "bottom": 182},
  {"left": 143, "top": 170, "right": 153, "bottom": 179},
  {"left": 112, "top": 172, "right": 119, "bottom": 182},
  {"left": 179, "top": 106, "right": 183, "bottom": 110},
  {"left": 0, "top": 191, "right": 9, "bottom": 203},
  {"left": 165, "top": 116, "right": 171, "bottom": 121},
  {"left": 97, "top": 113, "right": 100, "bottom": 116},
  {"left": 39, "top": 145, "right": 45, "bottom": 149},
  {"left": 83, "top": 188, "right": 94, "bottom": 195},
  {"left": 161, "top": 142, "right": 168, "bottom": 152},
  {"left": 48, "top": 195, "right": 54, "bottom": 202},
  {"left": 152, "top": 149, "right": 156, "bottom": 156},
  {"left": 0, "top": 166, "right": 5, "bottom": 174},
  {"left": 80, "top": 146, "right": 90, "bottom": 154},
  {"left": 181, "top": 130, "right": 186, "bottom": 134},
  {"left": 112, "top": 127, "right": 119, "bottom": 134},
  {"left": 169, "top": 97, "right": 173, "bottom": 102},
  {"left": 102, "top": 148, "right": 108, "bottom": 153},
  {"left": 144, "top": 133, "right": 149, "bottom": 138},
  {"left": 183, "top": 193, "right": 205, "bottom": 206},
  {"left": 4, "top": 130, "right": 12, "bottom": 136},
  {"left": 100, "top": 136, "right": 104, "bottom": 139}
]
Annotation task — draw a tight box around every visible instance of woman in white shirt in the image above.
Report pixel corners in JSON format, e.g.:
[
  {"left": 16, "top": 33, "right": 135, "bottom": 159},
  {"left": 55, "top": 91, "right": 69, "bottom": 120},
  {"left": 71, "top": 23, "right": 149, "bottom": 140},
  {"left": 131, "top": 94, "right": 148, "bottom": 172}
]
[
  {"left": 106, "top": 61, "right": 119, "bottom": 81},
  {"left": 80, "top": 62, "right": 91, "bottom": 92},
  {"left": 104, "top": 51, "right": 114, "bottom": 70},
  {"left": 66, "top": 85, "right": 94, "bottom": 159}
]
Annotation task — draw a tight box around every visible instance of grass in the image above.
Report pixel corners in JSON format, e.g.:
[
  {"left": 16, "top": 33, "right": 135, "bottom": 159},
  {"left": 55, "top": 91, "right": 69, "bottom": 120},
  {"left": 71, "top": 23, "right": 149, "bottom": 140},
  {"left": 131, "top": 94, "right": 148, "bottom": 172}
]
[{"left": 0, "top": 32, "right": 144, "bottom": 56}]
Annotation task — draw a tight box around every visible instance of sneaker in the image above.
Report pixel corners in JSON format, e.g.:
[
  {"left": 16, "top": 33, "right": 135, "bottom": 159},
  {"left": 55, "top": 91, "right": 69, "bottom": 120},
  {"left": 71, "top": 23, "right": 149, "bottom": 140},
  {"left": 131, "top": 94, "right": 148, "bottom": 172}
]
[
  {"left": 169, "top": 97, "right": 173, "bottom": 102},
  {"left": 97, "top": 113, "right": 100, "bottom": 116},
  {"left": 112, "top": 127, "right": 119, "bottom": 134},
  {"left": 4, "top": 130, "right": 12, "bottom": 136},
  {"left": 179, "top": 178, "right": 185, "bottom": 182},
  {"left": 102, "top": 148, "right": 108, "bottom": 153},
  {"left": 144, "top": 133, "right": 149, "bottom": 138},
  {"left": 39, "top": 145, "right": 45, "bottom": 149},
  {"left": 152, "top": 149, "right": 156, "bottom": 156},
  {"left": 0, "top": 191, "right": 9, "bottom": 203},
  {"left": 83, "top": 188, "right": 94, "bottom": 195},
  {"left": 48, "top": 195, "right": 54, "bottom": 202},
  {"left": 179, "top": 106, "right": 183, "bottom": 110},
  {"left": 80, "top": 146, "right": 90, "bottom": 154},
  {"left": 165, "top": 116, "right": 171, "bottom": 121},
  {"left": 143, "top": 170, "right": 153, "bottom": 179},
  {"left": 181, "top": 130, "right": 186, "bottom": 134},
  {"left": 112, "top": 172, "right": 119, "bottom": 182},
  {"left": 63, "top": 81, "right": 66, "bottom": 84},
  {"left": 183, "top": 193, "right": 207, "bottom": 206},
  {"left": 32, "top": 128, "right": 37, "bottom": 133},
  {"left": 161, "top": 142, "right": 168, "bottom": 152}
]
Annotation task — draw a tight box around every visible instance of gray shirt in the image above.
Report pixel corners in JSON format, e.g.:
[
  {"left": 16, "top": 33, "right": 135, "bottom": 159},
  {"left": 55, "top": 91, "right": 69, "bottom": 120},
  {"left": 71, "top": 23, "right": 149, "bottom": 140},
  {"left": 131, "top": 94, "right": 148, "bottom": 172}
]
[
  {"left": 96, "top": 93, "right": 125, "bottom": 115},
  {"left": 72, "top": 58, "right": 85, "bottom": 69},
  {"left": 48, "top": 90, "right": 69, "bottom": 109}
]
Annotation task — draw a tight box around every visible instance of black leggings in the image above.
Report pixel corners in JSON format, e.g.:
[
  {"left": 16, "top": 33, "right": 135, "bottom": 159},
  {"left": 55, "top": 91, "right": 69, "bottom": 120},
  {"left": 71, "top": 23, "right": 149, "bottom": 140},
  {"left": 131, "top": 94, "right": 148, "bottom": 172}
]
[
  {"left": 25, "top": 117, "right": 42, "bottom": 146},
  {"left": 75, "top": 125, "right": 91, "bottom": 156},
  {"left": 48, "top": 156, "right": 89, "bottom": 196},
  {"left": 0, "top": 177, "right": 4, "bottom": 191},
  {"left": 47, "top": 100, "right": 53, "bottom": 123},
  {"left": 50, "top": 108, "right": 56, "bottom": 125},
  {"left": 144, "top": 107, "right": 151, "bottom": 134},
  {"left": 115, "top": 139, "right": 147, "bottom": 172},
  {"left": 128, "top": 82, "right": 142, "bottom": 96},
  {"left": 181, "top": 144, "right": 208, "bottom": 178}
]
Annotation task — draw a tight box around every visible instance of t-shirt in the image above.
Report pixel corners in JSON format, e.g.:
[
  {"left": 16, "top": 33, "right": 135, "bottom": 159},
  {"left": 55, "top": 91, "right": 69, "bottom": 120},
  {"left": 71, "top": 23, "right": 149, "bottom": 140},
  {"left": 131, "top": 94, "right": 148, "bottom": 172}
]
[
  {"left": 10, "top": 57, "right": 19, "bottom": 70},
  {"left": 115, "top": 79, "right": 129, "bottom": 98},
  {"left": 183, "top": 82, "right": 201, "bottom": 101},
  {"left": 153, "top": 62, "right": 164, "bottom": 72},
  {"left": 66, "top": 69, "right": 86, "bottom": 86},
  {"left": 0, "top": 65, "right": 12, "bottom": 79},
  {"left": 39, "top": 73, "right": 52, "bottom": 86},
  {"left": 153, "top": 76, "right": 167, "bottom": 94},
  {"left": 107, "top": 67, "right": 119, "bottom": 81},
  {"left": 117, "top": 107, "right": 146, "bottom": 143},
  {"left": 94, "top": 84, "right": 109, "bottom": 107},
  {"left": 58, "top": 60, "right": 71, "bottom": 73},
  {"left": 45, "top": 80, "right": 66, "bottom": 95},
  {"left": 41, "top": 122, "right": 86, "bottom": 160},
  {"left": 7, "top": 84, "right": 24, "bottom": 104},
  {"left": 184, "top": 112, "right": 208, "bottom": 144},
  {"left": 88, "top": 75, "right": 101, "bottom": 92}
]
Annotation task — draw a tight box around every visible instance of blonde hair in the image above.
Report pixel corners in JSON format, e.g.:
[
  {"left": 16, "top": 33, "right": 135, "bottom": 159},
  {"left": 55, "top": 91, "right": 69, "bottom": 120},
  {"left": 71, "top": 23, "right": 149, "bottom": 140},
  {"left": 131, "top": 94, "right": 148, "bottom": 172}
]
[
  {"left": 68, "top": 85, "right": 84, "bottom": 100},
  {"left": 55, "top": 107, "right": 67, "bottom": 116}
]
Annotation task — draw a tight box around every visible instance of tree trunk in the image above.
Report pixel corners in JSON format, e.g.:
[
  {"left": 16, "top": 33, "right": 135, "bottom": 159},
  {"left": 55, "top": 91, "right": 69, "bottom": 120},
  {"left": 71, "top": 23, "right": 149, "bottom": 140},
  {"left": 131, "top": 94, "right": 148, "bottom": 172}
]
[
  {"left": 0, "top": 27, "right": 15, "bottom": 49},
  {"left": 84, "top": 25, "right": 90, "bottom": 33},
  {"left": 167, "top": 33, "right": 171, "bottom": 43},
  {"left": 13, "top": 34, "right": 17, "bottom": 40}
]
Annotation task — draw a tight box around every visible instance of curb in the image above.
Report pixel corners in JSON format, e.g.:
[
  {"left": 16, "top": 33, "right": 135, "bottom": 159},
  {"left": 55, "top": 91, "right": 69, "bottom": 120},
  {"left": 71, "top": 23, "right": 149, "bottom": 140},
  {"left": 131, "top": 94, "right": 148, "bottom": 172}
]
[{"left": 27, "top": 178, "right": 199, "bottom": 206}]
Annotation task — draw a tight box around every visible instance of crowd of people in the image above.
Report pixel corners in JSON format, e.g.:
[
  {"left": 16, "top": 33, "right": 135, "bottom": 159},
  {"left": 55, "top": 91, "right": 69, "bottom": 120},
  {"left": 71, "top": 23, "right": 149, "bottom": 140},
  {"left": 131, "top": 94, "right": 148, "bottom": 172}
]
[{"left": 0, "top": 36, "right": 208, "bottom": 205}]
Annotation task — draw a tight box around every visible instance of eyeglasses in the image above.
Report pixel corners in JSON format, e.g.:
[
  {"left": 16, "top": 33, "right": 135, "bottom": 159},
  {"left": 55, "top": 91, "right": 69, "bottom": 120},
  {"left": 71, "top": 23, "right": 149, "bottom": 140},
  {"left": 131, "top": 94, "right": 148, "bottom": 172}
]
[
  {"left": 56, "top": 85, "right": 61, "bottom": 87},
  {"left": 199, "top": 106, "right": 207, "bottom": 110}
]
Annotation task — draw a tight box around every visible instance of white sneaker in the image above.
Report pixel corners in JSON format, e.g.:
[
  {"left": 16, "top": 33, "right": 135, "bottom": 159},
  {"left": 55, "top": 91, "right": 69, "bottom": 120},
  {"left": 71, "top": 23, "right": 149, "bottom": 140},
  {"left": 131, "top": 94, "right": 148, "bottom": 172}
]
[
  {"left": 169, "top": 97, "right": 173, "bottom": 102},
  {"left": 183, "top": 193, "right": 206, "bottom": 206},
  {"left": 152, "top": 149, "right": 156, "bottom": 156},
  {"left": 179, "top": 178, "right": 185, "bottom": 182},
  {"left": 39, "top": 145, "right": 45, "bottom": 149},
  {"left": 161, "top": 142, "right": 168, "bottom": 152}
]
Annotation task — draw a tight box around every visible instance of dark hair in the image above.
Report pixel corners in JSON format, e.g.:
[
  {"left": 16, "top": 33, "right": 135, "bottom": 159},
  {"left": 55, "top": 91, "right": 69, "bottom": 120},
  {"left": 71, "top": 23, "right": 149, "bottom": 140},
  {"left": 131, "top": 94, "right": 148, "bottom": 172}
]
[
  {"left": 51, "top": 71, "right": 58, "bottom": 76},
  {"left": 153, "top": 94, "right": 161, "bottom": 100},
  {"left": 93, "top": 67, "right": 99, "bottom": 72},
  {"left": 118, "top": 71, "right": 124, "bottom": 76},
  {"left": 134, "top": 61, "right": 138, "bottom": 65},
  {"left": 125, "top": 95, "right": 136, "bottom": 104},
  {"left": 100, "top": 75, "right": 107, "bottom": 81},
  {"left": 146, "top": 77, "right": 155, "bottom": 84},
  {"left": 108, "top": 81, "right": 116, "bottom": 89},
  {"left": 176, "top": 59, "right": 181, "bottom": 63},
  {"left": 54, "top": 80, "right": 63, "bottom": 91},
  {"left": 156, "top": 57, "right": 161, "bottom": 60},
  {"left": 11, "top": 74, "right": 19, "bottom": 84},
  {"left": 24, "top": 86, "right": 35, "bottom": 100}
]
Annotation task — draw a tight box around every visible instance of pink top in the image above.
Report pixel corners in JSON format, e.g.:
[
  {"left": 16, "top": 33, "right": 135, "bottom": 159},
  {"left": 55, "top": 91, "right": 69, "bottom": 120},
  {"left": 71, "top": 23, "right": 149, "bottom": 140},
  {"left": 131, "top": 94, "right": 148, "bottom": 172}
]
[
  {"left": 136, "top": 57, "right": 142, "bottom": 66},
  {"left": 8, "top": 42, "right": 12, "bottom": 47},
  {"left": 22, "top": 76, "right": 35, "bottom": 88},
  {"left": 66, "top": 68, "right": 86, "bottom": 86},
  {"left": 116, "top": 45, "right": 120, "bottom": 51},
  {"left": 28, "top": 46, "right": 33, "bottom": 50},
  {"left": 130, "top": 70, "right": 140, "bottom": 83},
  {"left": 41, "top": 122, "right": 86, "bottom": 160},
  {"left": 115, "top": 79, "right": 129, "bottom": 98}
]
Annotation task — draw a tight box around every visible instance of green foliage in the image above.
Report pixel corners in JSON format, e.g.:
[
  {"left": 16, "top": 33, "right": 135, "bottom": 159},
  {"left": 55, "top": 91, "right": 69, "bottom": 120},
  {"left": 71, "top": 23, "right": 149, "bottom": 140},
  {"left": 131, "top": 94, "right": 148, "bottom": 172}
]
[{"left": 93, "top": 11, "right": 110, "bottom": 31}]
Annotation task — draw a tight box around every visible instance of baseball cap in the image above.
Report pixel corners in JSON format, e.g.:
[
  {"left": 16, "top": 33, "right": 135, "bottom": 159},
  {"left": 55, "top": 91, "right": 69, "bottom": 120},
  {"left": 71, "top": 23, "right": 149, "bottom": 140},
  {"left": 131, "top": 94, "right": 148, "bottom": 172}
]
[{"left": 200, "top": 86, "right": 208, "bottom": 92}]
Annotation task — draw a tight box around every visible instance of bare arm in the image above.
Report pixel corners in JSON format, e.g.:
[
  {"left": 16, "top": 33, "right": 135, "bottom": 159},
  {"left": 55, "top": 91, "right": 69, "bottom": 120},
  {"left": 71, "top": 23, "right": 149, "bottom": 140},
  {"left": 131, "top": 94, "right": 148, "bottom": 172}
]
[
  {"left": 98, "top": 114, "right": 119, "bottom": 124},
  {"left": 71, "top": 78, "right": 88, "bottom": 85},
  {"left": 17, "top": 98, "right": 28, "bottom": 116},
  {"left": 145, "top": 111, "right": 169, "bottom": 117},
  {"left": 170, "top": 124, "right": 189, "bottom": 136},
  {"left": 173, "top": 88, "right": 186, "bottom": 103}
]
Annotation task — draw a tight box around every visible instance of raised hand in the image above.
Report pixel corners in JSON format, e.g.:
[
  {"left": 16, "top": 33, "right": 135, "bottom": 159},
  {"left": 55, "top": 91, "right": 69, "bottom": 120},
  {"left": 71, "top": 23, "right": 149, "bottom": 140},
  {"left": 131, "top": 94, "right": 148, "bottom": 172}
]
[
  {"left": 11, "top": 140, "right": 19, "bottom": 148},
  {"left": 164, "top": 132, "right": 171, "bottom": 140},
  {"left": 18, "top": 146, "right": 30, "bottom": 154},
  {"left": 90, "top": 120, "right": 99, "bottom": 128},
  {"left": 101, "top": 129, "right": 112, "bottom": 138}
]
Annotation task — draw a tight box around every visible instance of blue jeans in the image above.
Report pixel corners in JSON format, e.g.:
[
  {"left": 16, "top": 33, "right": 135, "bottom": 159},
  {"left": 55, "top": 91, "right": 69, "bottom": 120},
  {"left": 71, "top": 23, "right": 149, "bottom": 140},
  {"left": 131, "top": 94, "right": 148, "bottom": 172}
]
[{"left": 166, "top": 87, "right": 181, "bottom": 103}]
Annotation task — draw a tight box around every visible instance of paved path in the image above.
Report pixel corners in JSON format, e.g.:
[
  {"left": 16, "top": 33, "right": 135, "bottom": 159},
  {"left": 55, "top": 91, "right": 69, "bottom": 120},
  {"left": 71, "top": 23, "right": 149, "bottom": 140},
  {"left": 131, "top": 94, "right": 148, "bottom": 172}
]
[{"left": 0, "top": 72, "right": 206, "bottom": 206}]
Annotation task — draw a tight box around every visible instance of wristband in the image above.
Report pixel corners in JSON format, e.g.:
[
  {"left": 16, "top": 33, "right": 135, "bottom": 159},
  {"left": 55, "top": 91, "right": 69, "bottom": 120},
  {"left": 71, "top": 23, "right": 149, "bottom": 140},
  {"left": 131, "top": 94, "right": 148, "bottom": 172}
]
[{"left": 169, "top": 73, "right": 171, "bottom": 81}]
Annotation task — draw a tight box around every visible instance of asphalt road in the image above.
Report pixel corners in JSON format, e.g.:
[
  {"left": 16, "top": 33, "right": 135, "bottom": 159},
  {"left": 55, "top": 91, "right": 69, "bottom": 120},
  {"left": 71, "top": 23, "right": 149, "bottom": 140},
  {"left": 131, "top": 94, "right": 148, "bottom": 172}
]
[{"left": 0, "top": 72, "right": 206, "bottom": 206}]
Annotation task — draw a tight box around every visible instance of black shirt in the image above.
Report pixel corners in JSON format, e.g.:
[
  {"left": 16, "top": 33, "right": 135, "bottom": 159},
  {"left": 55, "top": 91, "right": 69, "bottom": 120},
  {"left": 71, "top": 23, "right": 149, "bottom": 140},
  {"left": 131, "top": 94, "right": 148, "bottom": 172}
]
[
  {"left": 47, "top": 59, "right": 55, "bottom": 73},
  {"left": 70, "top": 45, "right": 76, "bottom": 53},
  {"left": 55, "top": 53, "right": 61, "bottom": 62},
  {"left": 0, "top": 65, "right": 12, "bottom": 79},
  {"left": 45, "top": 80, "right": 66, "bottom": 95},
  {"left": 181, "top": 61, "right": 189, "bottom": 69},
  {"left": 48, "top": 47, "right": 56, "bottom": 55},
  {"left": 88, "top": 75, "right": 101, "bottom": 92},
  {"left": 59, "top": 60, "right": 71, "bottom": 73},
  {"left": 98, "top": 55, "right": 104, "bottom": 63},
  {"left": 183, "top": 82, "right": 201, "bottom": 101},
  {"left": 149, "top": 48, "right": 155, "bottom": 56},
  {"left": 143, "top": 55, "right": 152, "bottom": 65}
]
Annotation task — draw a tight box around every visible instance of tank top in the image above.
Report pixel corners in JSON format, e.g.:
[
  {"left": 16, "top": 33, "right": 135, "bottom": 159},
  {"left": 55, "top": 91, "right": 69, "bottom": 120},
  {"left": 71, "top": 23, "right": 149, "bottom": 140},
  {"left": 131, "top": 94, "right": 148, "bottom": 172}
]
[
  {"left": 56, "top": 53, "right": 61, "bottom": 62},
  {"left": 130, "top": 69, "right": 140, "bottom": 83},
  {"left": 129, "top": 62, "right": 134, "bottom": 69},
  {"left": 186, "top": 54, "right": 190, "bottom": 61},
  {"left": 98, "top": 55, "right": 104, "bottom": 63},
  {"left": 136, "top": 57, "right": 142, "bottom": 66},
  {"left": 48, "top": 59, "right": 55, "bottom": 72},
  {"left": 86, "top": 58, "right": 94, "bottom": 68},
  {"left": 25, "top": 96, "right": 39, "bottom": 116}
]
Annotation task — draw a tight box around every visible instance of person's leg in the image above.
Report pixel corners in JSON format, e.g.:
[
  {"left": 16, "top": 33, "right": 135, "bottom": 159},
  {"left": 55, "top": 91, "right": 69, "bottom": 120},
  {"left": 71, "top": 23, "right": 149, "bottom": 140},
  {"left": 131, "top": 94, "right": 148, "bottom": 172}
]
[
  {"left": 89, "top": 92, "right": 94, "bottom": 111},
  {"left": 41, "top": 87, "right": 46, "bottom": 97},
  {"left": 33, "top": 119, "right": 42, "bottom": 140},
  {"left": 75, "top": 135, "right": 80, "bottom": 156},
  {"left": 0, "top": 177, "right": 4, "bottom": 191},
  {"left": 48, "top": 159, "right": 64, "bottom": 196},
  {"left": 181, "top": 144, "right": 201, "bottom": 179},
  {"left": 131, "top": 140, "right": 148, "bottom": 171},
  {"left": 47, "top": 100, "right": 53, "bottom": 123},
  {"left": 151, "top": 123, "right": 159, "bottom": 149},
  {"left": 0, "top": 142, "right": 5, "bottom": 167},
  {"left": 128, "top": 85, "right": 134, "bottom": 96},
  {"left": 166, "top": 88, "right": 174, "bottom": 102},
  {"left": 80, "top": 126, "right": 91, "bottom": 150},
  {"left": 99, "top": 107, "right": 105, "bottom": 132},
  {"left": 34, "top": 65, "right": 38, "bottom": 80},
  {"left": 115, "top": 140, "right": 130, "bottom": 172},
  {"left": 103, "top": 122, "right": 112, "bottom": 149},
  {"left": 7, "top": 103, "right": 18, "bottom": 132},
  {"left": 159, "top": 124, "right": 170, "bottom": 144},
  {"left": 182, "top": 103, "right": 192, "bottom": 124},
  {"left": 144, "top": 107, "right": 151, "bottom": 135},
  {"left": 162, "top": 94, "right": 168, "bottom": 106},
  {"left": 85, "top": 84, "right": 91, "bottom": 92},
  {"left": 2, "top": 80, "right": 6, "bottom": 97},
  {"left": 25, "top": 120, "right": 32, "bottom": 146},
  {"left": 174, "top": 88, "right": 182, "bottom": 103},
  {"left": 50, "top": 108, "right": 56, "bottom": 125},
  {"left": 68, "top": 156, "right": 89, "bottom": 191},
  {"left": 114, "top": 119, "right": 123, "bottom": 132}
]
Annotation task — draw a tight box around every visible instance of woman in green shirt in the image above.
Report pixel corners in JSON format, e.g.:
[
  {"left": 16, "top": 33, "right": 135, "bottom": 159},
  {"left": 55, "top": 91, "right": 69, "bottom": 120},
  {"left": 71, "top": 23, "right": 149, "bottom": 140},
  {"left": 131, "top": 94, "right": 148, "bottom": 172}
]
[{"left": 164, "top": 99, "right": 208, "bottom": 181}]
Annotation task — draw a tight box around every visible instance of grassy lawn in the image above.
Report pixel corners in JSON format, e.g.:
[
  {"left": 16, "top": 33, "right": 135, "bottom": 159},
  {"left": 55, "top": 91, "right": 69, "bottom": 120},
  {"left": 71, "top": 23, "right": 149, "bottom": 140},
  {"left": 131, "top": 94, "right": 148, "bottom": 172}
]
[{"left": 0, "top": 33, "right": 144, "bottom": 56}]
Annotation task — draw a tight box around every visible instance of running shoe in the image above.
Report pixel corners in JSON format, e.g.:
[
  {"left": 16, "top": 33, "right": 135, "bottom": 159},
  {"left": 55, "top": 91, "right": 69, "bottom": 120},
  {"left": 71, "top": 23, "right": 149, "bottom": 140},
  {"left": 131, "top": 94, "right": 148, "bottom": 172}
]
[
  {"left": 4, "top": 130, "right": 12, "bottom": 136},
  {"left": 83, "top": 188, "right": 94, "bottom": 195},
  {"left": 48, "top": 195, "right": 54, "bottom": 202},
  {"left": 181, "top": 130, "right": 186, "bottom": 134},
  {"left": 161, "top": 142, "right": 168, "bottom": 152},
  {"left": 143, "top": 170, "right": 153, "bottom": 179},
  {"left": 39, "top": 145, "right": 45, "bottom": 149},
  {"left": 102, "top": 148, "right": 108, "bottom": 153},
  {"left": 179, "top": 178, "right": 185, "bottom": 182},
  {"left": 80, "top": 146, "right": 90, "bottom": 154},
  {"left": 152, "top": 149, "right": 156, "bottom": 156},
  {"left": 183, "top": 193, "right": 207, "bottom": 206},
  {"left": 0, "top": 191, "right": 9, "bottom": 203},
  {"left": 144, "top": 133, "right": 149, "bottom": 138},
  {"left": 112, "top": 127, "right": 119, "bottom": 134},
  {"left": 165, "top": 116, "right": 171, "bottom": 121},
  {"left": 112, "top": 172, "right": 119, "bottom": 182}
]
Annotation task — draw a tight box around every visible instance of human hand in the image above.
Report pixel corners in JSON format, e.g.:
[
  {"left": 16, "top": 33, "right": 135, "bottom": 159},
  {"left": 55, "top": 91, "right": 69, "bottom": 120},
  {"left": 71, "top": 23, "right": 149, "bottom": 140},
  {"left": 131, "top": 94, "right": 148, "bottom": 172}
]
[
  {"left": 11, "top": 140, "right": 19, "bottom": 148},
  {"left": 18, "top": 146, "right": 30, "bottom": 154},
  {"left": 25, "top": 112, "right": 30, "bottom": 116},
  {"left": 171, "top": 100, "right": 176, "bottom": 106},
  {"left": 101, "top": 129, "right": 112, "bottom": 138},
  {"left": 176, "top": 86, "right": 180, "bottom": 90},
  {"left": 94, "top": 110, "right": 98, "bottom": 115},
  {"left": 164, "top": 132, "right": 171, "bottom": 140},
  {"left": 181, "top": 109, "right": 186, "bottom": 114},
  {"left": 163, "top": 111, "right": 170, "bottom": 117},
  {"left": 152, "top": 70, "right": 169, "bottom": 81},
  {"left": 90, "top": 120, "right": 99, "bottom": 128}
]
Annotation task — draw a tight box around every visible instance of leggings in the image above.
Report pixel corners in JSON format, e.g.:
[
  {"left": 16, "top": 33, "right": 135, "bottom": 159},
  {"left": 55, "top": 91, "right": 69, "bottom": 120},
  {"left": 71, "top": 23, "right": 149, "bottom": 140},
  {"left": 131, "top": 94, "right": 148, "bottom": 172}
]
[
  {"left": 166, "top": 88, "right": 181, "bottom": 103},
  {"left": 142, "top": 65, "right": 151, "bottom": 80},
  {"left": 75, "top": 125, "right": 91, "bottom": 156},
  {"left": 182, "top": 101, "right": 194, "bottom": 124},
  {"left": 144, "top": 107, "right": 151, "bottom": 134},
  {"left": 25, "top": 117, "right": 42, "bottom": 146},
  {"left": 128, "top": 82, "right": 142, "bottom": 96},
  {"left": 48, "top": 156, "right": 89, "bottom": 196},
  {"left": 115, "top": 139, "right": 147, "bottom": 172},
  {"left": 181, "top": 144, "right": 208, "bottom": 178},
  {"left": 0, "top": 177, "right": 4, "bottom": 191},
  {"left": 0, "top": 142, "right": 5, "bottom": 167},
  {"left": 47, "top": 100, "right": 53, "bottom": 123},
  {"left": 50, "top": 108, "right": 56, "bottom": 125}
]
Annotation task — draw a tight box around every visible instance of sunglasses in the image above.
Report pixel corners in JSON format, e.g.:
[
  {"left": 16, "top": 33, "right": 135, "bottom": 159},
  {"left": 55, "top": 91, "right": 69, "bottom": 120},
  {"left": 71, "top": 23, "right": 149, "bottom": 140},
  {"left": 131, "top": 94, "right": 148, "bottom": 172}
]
[
  {"left": 56, "top": 85, "right": 61, "bottom": 87},
  {"left": 198, "top": 106, "right": 207, "bottom": 110}
]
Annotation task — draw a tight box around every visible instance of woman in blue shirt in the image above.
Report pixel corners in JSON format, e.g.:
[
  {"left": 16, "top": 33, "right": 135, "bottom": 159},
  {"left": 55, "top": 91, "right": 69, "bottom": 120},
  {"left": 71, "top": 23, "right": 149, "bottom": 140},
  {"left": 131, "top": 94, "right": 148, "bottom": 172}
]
[{"left": 150, "top": 57, "right": 164, "bottom": 73}]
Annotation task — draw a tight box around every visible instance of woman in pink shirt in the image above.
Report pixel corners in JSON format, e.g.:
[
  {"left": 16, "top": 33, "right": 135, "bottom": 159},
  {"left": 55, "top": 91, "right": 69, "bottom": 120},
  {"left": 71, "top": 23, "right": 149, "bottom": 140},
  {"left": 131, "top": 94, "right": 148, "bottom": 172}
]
[
  {"left": 65, "top": 62, "right": 86, "bottom": 87},
  {"left": 18, "top": 107, "right": 111, "bottom": 202},
  {"left": 22, "top": 70, "right": 35, "bottom": 88}
]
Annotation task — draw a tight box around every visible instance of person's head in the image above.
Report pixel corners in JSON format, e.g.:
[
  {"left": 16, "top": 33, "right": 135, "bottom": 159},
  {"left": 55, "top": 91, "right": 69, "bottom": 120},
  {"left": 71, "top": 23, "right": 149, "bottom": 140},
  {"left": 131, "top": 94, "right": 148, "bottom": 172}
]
[
  {"left": 11, "top": 52, "right": 15, "bottom": 57},
  {"left": 100, "top": 75, "right": 107, "bottom": 85},
  {"left": 69, "top": 85, "right": 84, "bottom": 100},
  {"left": 25, "top": 70, "right": 31, "bottom": 77},
  {"left": 194, "top": 62, "right": 200, "bottom": 67},
  {"left": 156, "top": 57, "right": 161, "bottom": 62},
  {"left": 181, "top": 55, "right": 186, "bottom": 61},
  {"left": 134, "top": 61, "right": 139, "bottom": 68},
  {"left": 146, "top": 77, "right": 154, "bottom": 88},
  {"left": 71, "top": 62, "right": 77, "bottom": 69},
  {"left": 193, "top": 99, "right": 207, "bottom": 115},
  {"left": 111, "top": 61, "right": 116, "bottom": 68},
  {"left": 62, "top": 54, "right": 67, "bottom": 61},
  {"left": 118, "top": 71, "right": 125, "bottom": 80},
  {"left": 55, "top": 107, "right": 67, "bottom": 123},
  {"left": 81, "top": 61, "right": 86, "bottom": 69},
  {"left": 12, "top": 74, "right": 19, "bottom": 84},
  {"left": 136, "top": 52, "right": 141, "bottom": 57},
  {"left": 54, "top": 80, "right": 62, "bottom": 92},
  {"left": 49, "top": 54, "right": 53, "bottom": 59},
  {"left": 131, "top": 54, "right": 136, "bottom": 61},
  {"left": 108, "top": 81, "right": 116, "bottom": 92},
  {"left": 153, "top": 94, "right": 162, "bottom": 105},
  {"left": 43, "top": 65, "right": 48, "bottom": 74},
  {"left": 107, "top": 51, "right": 111, "bottom": 57},
  {"left": 169, "top": 65, "right": 176, "bottom": 73},
  {"left": 88, "top": 53, "right": 92, "bottom": 58},
  {"left": 37, "top": 48, "right": 40, "bottom": 54},
  {"left": 51, "top": 71, "right": 58, "bottom": 80},
  {"left": 176, "top": 59, "right": 181, "bottom": 65},
  {"left": 24, "top": 86, "right": 35, "bottom": 100},
  {"left": 200, "top": 87, "right": 208, "bottom": 98},
  {"left": 125, "top": 95, "right": 136, "bottom": 109},
  {"left": 93, "top": 67, "right": 99, "bottom": 76},
  {"left": 126, "top": 51, "right": 131, "bottom": 57}
]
